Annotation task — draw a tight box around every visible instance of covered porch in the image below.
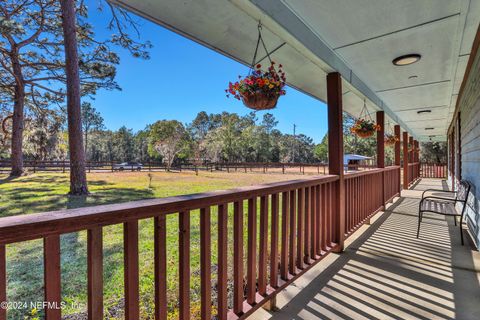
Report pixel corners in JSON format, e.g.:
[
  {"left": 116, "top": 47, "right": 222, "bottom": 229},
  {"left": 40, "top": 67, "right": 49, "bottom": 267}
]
[
  {"left": 0, "top": 1, "right": 479, "bottom": 319},
  {"left": 250, "top": 178, "right": 480, "bottom": 320}
]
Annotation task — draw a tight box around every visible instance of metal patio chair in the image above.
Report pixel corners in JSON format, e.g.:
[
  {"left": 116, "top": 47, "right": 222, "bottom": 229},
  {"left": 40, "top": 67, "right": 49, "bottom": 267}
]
[{"left": 417, "top": 180, "right": 471, "bottom": 245}]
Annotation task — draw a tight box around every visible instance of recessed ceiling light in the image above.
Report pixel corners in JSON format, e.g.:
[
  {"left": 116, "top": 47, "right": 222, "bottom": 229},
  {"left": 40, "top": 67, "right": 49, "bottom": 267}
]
[
  {"left": 393, "top": 54, "right": 421, "bottom": 66},
  {"left": 408, "top": 75, "right": 418, "bottom": 79},
  {"left": 425, "top": 127, "right": 434, "bottom": 130},
  {"left": 417, "top": 110, "right": 431, "bottom": 114}
]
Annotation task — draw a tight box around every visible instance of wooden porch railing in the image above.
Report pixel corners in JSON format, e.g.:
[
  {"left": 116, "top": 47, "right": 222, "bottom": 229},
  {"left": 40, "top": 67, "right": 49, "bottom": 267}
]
[
  {"left": 420, "top": 162, "right": 447, "bottom": 178},
  {"left": 0, "top": 168, "right": 401, "bottom": 319},
  {"left": 344, "top": 166, "right": 400, "bottom": 237},
  {"left": 407, "top": 162, "right": 420, "bottom": 186}
]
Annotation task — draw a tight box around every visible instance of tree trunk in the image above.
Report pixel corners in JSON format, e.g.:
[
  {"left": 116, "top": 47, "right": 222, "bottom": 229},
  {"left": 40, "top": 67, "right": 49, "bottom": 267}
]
[
  {"left": 10, "top": 84, "right": 25, "bottom": 177},
  {"left": 84, "top": 131, "right": 88, "bottom": 159},
  {"left": 60, "top": 0, "right": 88, "bottom": 195},
  {"left": 10, "top": 49, "right": 25, "bottom": 177}
]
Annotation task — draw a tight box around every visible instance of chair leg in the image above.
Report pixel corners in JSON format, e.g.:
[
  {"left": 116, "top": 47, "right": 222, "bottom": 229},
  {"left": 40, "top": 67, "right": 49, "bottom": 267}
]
[
  {"left": 460, "top": 217, "right": 464, "bottom": 245},
  {"left": 417, "top": 212, "right": 422, "bottom": 238},
  {"left": 454, "top": 216, "right": 457, "bottom": 226}
]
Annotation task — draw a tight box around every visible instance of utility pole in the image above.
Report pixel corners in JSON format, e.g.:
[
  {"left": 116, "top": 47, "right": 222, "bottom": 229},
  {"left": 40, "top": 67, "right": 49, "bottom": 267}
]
[{"left": 292, "top": 124, "right": 296, "bottom": 163}]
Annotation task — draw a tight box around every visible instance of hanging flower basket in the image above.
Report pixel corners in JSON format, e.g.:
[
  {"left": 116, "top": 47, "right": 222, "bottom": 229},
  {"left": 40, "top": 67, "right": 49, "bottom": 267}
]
[
  {"left": 385, "top": 134, "right": 399, "bottom": 146},
  {"left": 227, "top": 62, "right": 286, "bottom": 111},
  {"left": 351, "top": 119, "right": 381, "bottom": 138},
  {"left": 226, "top": 23, "right": 286, "bottom": 110}
]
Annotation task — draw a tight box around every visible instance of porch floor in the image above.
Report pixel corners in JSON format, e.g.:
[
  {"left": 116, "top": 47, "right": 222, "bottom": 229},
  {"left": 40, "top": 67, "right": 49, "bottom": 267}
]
[{"left": 249, "top": 179, "right": 480, "bottom": 320}]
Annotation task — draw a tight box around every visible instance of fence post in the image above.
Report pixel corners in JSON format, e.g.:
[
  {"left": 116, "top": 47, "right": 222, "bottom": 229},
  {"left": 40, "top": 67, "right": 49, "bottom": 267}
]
[{"left": 33, "top": 160, "right": 36, "bottom": 173}]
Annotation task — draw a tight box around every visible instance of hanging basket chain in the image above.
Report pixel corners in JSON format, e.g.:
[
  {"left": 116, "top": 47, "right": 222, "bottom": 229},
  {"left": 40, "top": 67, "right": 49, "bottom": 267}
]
[
  {"left": 250, "top": 22, "right": 274, "bottom": 73},
  {"left": 226, "top": 21, "right": 287, "bottom": 111},
  {"left": 358, "top": 98, "right": 374, "bottom": 121}
]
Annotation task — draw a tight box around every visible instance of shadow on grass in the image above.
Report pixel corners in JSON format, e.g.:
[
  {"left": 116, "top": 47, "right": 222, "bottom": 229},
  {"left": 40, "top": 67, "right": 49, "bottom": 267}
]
[
  {"left": 6, "top": 187, "right": 155, "bottom": 319},
  {"left": 0, "top": 173, "right": 155, "bottom": 218}
]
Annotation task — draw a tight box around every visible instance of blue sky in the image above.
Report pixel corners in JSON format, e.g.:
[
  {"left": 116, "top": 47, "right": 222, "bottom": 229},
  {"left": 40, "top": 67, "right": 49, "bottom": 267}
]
[{"left": 87, "top": 1, "right": 328, "bottom": 143}]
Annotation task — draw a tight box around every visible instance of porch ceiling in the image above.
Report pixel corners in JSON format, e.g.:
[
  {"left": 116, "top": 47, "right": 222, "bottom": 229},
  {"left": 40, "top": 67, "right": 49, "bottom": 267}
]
[{"left": 110, "top": 0, "right": 480, "bottom": 142}]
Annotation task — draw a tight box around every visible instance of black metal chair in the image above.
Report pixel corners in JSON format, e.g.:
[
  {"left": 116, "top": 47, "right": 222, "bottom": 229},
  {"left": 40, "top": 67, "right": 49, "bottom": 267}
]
[{"left": 417, "top": 180, "right": 471, "bottom": 245}]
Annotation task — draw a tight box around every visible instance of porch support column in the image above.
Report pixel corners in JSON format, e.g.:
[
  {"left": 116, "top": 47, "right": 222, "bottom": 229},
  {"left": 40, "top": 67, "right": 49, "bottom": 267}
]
[
  {"left": 394, "top": 125, "right": 401, "bottom": 194},
  {"left": 414, "top": 140, "right": 419, "bottom": 179},
  {"left": 376, "top": 111, "right": 385, "bottom": 207},
  {"left": 403, "top": 132, "right": 409, "bottom": 190},
  {"left": 327, "top": 72, "right": 345, "bottom": 253},
  {"left": 409, "top": 136, "right": 414, "bottom": 163},
  {"left": 376, "top": 111, "right": 385, "bottom": 168}
]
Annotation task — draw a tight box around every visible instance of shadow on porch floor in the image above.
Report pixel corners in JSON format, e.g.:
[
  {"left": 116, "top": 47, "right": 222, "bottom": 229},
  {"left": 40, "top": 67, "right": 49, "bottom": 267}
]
[{"left": 249, "top": 178, "right": 480, "bottom": 320}]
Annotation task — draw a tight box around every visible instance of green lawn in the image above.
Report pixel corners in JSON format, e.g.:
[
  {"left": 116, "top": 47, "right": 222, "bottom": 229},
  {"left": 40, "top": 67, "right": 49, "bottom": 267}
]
[{"left": 0, "top": 171, "right": 301, "bottom": 319}]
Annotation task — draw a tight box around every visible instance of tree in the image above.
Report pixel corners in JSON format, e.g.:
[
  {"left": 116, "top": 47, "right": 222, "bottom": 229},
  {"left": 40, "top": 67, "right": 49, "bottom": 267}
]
[
  {"left": 314, "top": 134, "right": 328, "bottom": 163},
  {"left": 149, "top": 120, "right": 188, "bottom": 170},
  {"left": 113, "top": 126, "right": 134, "bottom": 161},
  {"left": 0, "top": 0, "right": 150, "bottom": 177},
  {"left": 420, "top": 141, "right": 447, "bottom": 163},
  {"left": 81, "top": 101, "right": 104, "bottom": 159},
  {"left": 60, "top": 0, "right": 88, "bottom": 194},
  {"left": 24, "top": 109, "right": 64, "bottom": 160}
]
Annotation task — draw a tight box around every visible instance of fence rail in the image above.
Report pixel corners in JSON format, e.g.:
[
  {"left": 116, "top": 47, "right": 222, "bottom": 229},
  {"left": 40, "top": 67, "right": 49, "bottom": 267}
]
[
  {"left": 0, "top": 166, "right": 402, "bottom": 319},
  {"left": 0, "top": 160, "right": 377, "bottom": 175}
]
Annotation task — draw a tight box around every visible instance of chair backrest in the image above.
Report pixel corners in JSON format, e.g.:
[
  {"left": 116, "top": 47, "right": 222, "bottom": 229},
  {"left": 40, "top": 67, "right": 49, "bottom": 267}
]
[{"left": 456, "top": 180, "right": 471, "bottom": 203}]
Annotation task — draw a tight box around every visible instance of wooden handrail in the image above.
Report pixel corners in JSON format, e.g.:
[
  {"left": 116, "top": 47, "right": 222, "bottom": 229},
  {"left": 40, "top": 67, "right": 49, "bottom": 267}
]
[
  {"left": 344, "top": 167, "right": 393, "bottom": 179},
  {"left": 0, "top": 168, "right": 401, "bottom": 319},
  {"left": 0, "top": 175, "right": 338, "bottom": 245}
]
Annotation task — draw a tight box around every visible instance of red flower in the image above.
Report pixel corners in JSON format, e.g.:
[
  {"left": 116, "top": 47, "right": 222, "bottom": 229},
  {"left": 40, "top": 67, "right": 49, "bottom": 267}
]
[{"left": 256, "top": 64, "right": 262, "bottom": 69}]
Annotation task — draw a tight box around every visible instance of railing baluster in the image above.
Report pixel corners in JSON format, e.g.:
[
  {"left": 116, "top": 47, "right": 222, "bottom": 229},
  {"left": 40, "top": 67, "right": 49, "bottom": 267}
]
[
  {"left": 247, "top": 198, "right": 257, "bottom": 305},
  {"left": 88, "top": 228, "right": 103, "bottom": 320},
  {"left": 326, "top": 184, "right": 332, "bottom": 247},
  {"left": 0, "top": 245, "right": 6, "bottom": 320},
  {"left": 258, "top": 196, "right": 268, "bottom": 295},
  {"left": 124, "top": 221, "right": 139, "bottom": 320},
  {"left": 288, "top": 190, "right": 296, "bottom": 275},
  {"left": 155, "top": 215, "right": 168, "bottom": 320},
  {"left": 321, "top": 184, "right": 327, "bottom": 251},
  {"left": 233, "top": 202, "right": 243, "bottom": 315},
  {"left": 179, "top": 211, "right": 190, "bottom": 319},
  {"left": 44, "top": 235, "right": 61, "bottom": 320},
  {"left": 218, "top": 204, "right": 228, "bottom": 319},
  {"left": 270, "top": 193, "right": 279, "bottom": 288},
  {"left": 311, "top": 185, "right": 317, "bottom": 259},
  {"left": 280, "top": 191, "right": 289, "bottom": 280},
  {"left": 296, "top": 188, "right": 305, "bottom": 269},
  {"left": 304, "top": 187, "right": 311, "bottom": 264},
  {"left": 316, "top": 185, "right": 322, "bottom": 256}
]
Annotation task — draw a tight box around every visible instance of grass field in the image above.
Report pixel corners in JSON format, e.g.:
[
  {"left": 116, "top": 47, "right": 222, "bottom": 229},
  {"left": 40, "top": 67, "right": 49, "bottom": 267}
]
[{"left": 0, "top": 171, "right": 307, "bottom": 319}]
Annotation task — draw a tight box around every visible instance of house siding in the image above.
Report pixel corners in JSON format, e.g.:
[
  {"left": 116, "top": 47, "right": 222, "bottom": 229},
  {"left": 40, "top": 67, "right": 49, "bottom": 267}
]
[{"left": 451, "top": 37, "right": 480, "bottom": 248}]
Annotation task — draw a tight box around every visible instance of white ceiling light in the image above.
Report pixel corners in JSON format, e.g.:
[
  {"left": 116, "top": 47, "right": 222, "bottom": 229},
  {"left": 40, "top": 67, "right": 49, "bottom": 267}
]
[{"left": 392, "top": 54, "right": 421, "bottom": 66}]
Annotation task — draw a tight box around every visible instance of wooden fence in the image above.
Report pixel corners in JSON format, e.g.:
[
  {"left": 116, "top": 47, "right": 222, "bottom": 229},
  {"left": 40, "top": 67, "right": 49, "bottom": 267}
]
[
  {"left": 0, "top": 160, "right": 377, "bottom": 175},
  {"left": 0, "top": 167, "right": 402, "bottom": 320}
]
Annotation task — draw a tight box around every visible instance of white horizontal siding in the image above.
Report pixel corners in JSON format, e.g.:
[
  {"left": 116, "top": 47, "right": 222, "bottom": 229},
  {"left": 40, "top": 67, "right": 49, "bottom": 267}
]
[{"left": 458, "top": 45, "right": 480, "bottom": 248}]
